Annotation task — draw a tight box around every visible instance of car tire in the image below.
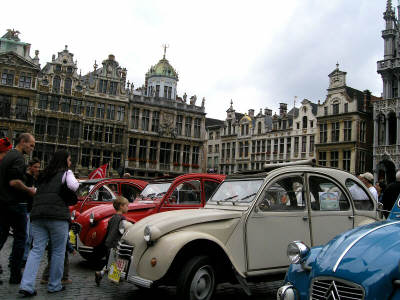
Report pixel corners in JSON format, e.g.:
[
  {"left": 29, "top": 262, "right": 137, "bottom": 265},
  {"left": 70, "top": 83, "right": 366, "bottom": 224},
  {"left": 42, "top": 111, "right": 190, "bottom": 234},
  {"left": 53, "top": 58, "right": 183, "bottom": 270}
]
[
  {"left": 176, "top": 255, "right": 216, "bottom": 300},
  {"left": 79, "top": 246, "right": 106, "bottom": 263}
]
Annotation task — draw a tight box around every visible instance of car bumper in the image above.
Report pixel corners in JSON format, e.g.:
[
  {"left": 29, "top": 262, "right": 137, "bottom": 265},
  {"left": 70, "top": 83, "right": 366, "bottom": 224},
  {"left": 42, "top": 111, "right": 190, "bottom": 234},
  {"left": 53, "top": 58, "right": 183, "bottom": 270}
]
[
  {"left": 107, "top": 245, "right": 154, "bottom": 288},
  {"left": 277, "top": 283, "right": 299, "bottom": 300},
  {"left": 76, "top": 235, "right": 94, "bottom": 253}
]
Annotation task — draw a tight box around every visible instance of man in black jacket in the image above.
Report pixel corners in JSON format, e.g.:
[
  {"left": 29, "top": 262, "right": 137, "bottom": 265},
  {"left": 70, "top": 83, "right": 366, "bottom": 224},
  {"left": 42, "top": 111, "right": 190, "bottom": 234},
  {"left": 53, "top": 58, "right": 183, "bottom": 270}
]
[
  {"left": 0, "top": 133, "right": 36, "bottom": 284},
  {"left": 382, "top": 171, "right": 400, "bottom": 218}
]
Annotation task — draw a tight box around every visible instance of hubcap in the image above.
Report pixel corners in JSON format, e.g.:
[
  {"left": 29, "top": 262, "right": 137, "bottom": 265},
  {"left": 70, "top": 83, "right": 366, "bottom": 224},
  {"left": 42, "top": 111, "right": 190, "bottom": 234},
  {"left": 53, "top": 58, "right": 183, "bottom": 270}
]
[{"left": 190, "top": 265, "right": 214, "bottom": 300}]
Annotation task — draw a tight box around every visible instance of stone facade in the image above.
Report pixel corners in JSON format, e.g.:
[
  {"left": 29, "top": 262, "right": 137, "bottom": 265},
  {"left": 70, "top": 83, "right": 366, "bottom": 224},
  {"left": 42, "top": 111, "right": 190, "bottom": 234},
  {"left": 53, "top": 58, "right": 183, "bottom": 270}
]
[
  {"left": 0, "top": 31, "right": 206, "bottom": 177},
  {"left": 375, "top": 0, "right": 400, "bottom": 184},
  {"left": 315, "top": 65, "right": 375, "bottom": 175},
  {"left": 206, "top": 99, "right": 318, "bottom": 175}
]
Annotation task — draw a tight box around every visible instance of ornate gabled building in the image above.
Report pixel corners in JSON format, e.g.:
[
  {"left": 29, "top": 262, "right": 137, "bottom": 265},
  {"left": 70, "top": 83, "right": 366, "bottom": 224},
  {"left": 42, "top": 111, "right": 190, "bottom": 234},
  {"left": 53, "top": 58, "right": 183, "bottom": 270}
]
[
  {"left": 0, "top": 31, "right": 207, "bottom": 177},
  {"left": 0, "top": 29, "right": 40, "bottom": 139},
  {"left": 207, "top": 99, "right": 317, "bottom": 175},
  {"left": 375, "top": 0, "right": 400, "bottom": 184},
  {"left": 315, "top": 64, "right": 376, "bottom": 174},
  {"left": 127, "top": 53, "right": 206, "bottom": 177}
]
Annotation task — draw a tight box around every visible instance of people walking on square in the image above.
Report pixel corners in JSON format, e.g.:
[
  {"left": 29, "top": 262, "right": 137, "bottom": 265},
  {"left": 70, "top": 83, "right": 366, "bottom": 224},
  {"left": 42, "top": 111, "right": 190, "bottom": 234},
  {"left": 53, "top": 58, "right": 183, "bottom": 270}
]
[
  {"left": 22, "top": 158, "right": 41, "bottom": 266},
  {"left": 40, "top": 238, "right": 76, "bottom": 285},
  {"left": 381, "top": 171, "right": 400, "bottom": 218},
  {"left": 358, "top": 172, "right": 378, "bottom": 202},
  {"left": 19, "top": 150, "right": 79, "bottom": 297},
  {"left": 0, "top": 133, "right": 36, "bottom": 285},
  {"left": 94, "top": 195, "right": 129, "bottom": 286}
]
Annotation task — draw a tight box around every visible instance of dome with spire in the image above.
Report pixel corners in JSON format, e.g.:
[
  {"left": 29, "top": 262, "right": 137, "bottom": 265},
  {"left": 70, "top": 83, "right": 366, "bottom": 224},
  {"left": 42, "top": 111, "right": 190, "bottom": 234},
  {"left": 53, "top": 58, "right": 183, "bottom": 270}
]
[
  {"left": 146, "top": 45, "right": 178, "bottom": 81},
  {"left": 146, "top": 57, "right": 178, "bottom": 80}
]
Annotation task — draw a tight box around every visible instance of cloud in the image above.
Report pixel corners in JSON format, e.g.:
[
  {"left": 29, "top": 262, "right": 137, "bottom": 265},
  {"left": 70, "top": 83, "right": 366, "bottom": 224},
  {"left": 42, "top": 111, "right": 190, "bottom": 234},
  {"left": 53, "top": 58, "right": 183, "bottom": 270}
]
[{"left": 0, "top": 0, "right": 386, "bottom": 119}]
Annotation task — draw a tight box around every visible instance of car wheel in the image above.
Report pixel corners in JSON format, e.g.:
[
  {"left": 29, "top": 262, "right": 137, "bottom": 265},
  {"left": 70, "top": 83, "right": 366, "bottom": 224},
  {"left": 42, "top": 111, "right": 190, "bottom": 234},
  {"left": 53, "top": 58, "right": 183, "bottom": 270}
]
[
  {"left": 79, "top": 246, "right": 106, "bottom": 263},
  {"left": 176, "top": 256, "right": 216, "bottom": 300}
]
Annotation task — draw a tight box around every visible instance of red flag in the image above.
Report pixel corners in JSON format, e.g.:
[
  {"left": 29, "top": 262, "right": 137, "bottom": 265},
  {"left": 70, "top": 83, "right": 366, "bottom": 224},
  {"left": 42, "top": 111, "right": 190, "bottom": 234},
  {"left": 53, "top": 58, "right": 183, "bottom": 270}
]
[{"left": 88, "top": 163, "right": 108, "bottom": 179}]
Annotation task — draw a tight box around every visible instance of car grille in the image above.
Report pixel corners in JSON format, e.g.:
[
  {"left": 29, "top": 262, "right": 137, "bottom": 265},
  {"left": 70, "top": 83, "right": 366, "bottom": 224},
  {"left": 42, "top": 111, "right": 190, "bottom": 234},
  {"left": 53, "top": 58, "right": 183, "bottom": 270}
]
[
  {"left": 311, "top": 277, "right": 364, "bottom": 300},
  {"left": 116, "top": 241, "right": 134, "bottom": 259},
  {"left": 71, "top": 223, "right": 81, "bottom": 235}
]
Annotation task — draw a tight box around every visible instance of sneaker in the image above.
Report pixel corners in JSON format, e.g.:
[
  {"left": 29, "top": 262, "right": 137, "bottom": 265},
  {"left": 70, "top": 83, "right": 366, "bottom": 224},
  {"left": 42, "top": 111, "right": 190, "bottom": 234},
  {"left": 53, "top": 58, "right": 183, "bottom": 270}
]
[
  {"left": 40, "top": 279, "right": 48, "bottom": 284},
  {"left": 94, "top": 271, "right": 103, "bottom": 286},
  {"left": 47, "top": 286, "right": 65, "bottom": 293},
  {"left": 18, "top": 289, "right": 37, "bottom": 297},
  {"left": 61, "top": 279, "right": 72, "bottom": 284}
]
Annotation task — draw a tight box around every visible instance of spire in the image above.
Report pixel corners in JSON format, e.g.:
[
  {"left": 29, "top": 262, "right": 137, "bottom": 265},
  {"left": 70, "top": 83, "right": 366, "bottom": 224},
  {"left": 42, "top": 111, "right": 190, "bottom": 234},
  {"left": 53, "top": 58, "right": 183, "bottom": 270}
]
[
  {"left": 162, "top": 44, "right": 169, "bottom": 59},
  {"left": 336, "top": 62, "right": 339, "bottom": 70},
  {"left": 387, "top": 0, "right": 393, "bottom": 12}
]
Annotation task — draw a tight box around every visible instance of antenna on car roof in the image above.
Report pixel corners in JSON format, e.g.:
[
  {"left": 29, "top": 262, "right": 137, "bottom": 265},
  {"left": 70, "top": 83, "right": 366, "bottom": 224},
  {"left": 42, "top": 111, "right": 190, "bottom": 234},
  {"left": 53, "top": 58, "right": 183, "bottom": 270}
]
[{"left": 263, "top": 158, "right": 317, "bottom": 171}]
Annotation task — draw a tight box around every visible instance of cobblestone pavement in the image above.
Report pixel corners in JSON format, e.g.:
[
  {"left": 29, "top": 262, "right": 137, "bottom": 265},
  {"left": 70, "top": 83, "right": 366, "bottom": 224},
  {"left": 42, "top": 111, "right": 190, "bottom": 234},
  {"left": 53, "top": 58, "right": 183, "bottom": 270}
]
[{"left": 0, "top": 239, "right": 283, "bottom": 300}]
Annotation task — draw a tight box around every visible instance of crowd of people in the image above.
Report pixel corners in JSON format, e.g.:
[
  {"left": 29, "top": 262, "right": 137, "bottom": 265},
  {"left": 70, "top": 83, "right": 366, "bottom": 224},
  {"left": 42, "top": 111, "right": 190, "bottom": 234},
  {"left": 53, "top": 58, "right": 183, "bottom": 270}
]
[
  {"left": 357, "top": 171, "right": 400, "bottom": 217},
  {"left": 0, "top": 133, "right": 133, "bottom": 298}
]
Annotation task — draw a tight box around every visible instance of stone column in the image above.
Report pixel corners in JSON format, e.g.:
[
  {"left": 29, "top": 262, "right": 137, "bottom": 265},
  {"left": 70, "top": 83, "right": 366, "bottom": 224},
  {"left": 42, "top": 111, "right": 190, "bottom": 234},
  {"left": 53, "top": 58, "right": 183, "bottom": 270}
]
[
  {"left": 386, "top": 114, "right": 390, "bottom": 145},
  {"left": 397, "top": 113, "right": 400, "bottom": 145},
  {"left": 138, "top": 110, "right": 142, "bottom": 130}
]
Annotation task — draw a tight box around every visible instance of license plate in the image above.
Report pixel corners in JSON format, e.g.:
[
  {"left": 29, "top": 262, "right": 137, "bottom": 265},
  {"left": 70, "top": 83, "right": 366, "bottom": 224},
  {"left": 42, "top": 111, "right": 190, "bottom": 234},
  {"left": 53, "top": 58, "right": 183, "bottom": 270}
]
[
  {"left": 108, "top": 259, "right": 127, "bottom": 283},
  {"left": 69, "top": 230, "right": 76, "bottom": 248}
]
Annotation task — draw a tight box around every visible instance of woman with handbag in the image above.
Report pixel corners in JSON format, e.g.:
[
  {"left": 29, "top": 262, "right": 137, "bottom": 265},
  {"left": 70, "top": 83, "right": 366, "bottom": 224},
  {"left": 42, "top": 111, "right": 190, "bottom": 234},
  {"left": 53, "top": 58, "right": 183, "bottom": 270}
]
[{"left": 19, "top": 150, "right": 79, "bottom": 297}]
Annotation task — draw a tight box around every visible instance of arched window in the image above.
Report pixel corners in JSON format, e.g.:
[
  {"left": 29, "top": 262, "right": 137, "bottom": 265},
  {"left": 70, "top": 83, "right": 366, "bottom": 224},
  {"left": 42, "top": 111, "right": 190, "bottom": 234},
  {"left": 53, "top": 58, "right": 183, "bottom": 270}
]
[
  {"left": 52, "top": 76, "right": 61, "bottom": 93},
  {"left": 388, "top": 112, "right": 397, "bottom": 145},
  {"left": 302, "top": 116, "right": 308, "bottom": 129},
  {"left": 378, "top": 114, "right": 386, "bottom": 145},
  {"left": 64, "top": 78, "right": 72, "bottom": 95}
]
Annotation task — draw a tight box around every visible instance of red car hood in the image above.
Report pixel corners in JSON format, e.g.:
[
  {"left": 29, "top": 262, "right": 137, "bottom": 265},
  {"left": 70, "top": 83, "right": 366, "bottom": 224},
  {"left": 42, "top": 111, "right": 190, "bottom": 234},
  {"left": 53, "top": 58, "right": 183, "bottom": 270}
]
[{"left": 76, "top": 201, "right": 159, "bottom": 222}]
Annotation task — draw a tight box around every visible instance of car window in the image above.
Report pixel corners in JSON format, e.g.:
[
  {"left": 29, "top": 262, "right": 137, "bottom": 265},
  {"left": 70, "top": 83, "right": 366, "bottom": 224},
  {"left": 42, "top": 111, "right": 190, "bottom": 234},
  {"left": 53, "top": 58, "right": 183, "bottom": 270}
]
[
  {"left": 345, "top": 179, "right": 374, "bottom": 211},
  {"left": 170, "top": 180, "right": 201, "bottom": 204},
  {"left": 204, "top": 180, "right": 220, "bottom": 202},
  {"left": 309, "top": 176, "right": 350, "bottom": 211},
  {"left": 209, "top": 179, "right": 263, "bottom": 204},
  {"left": 121, "top": 184, "right": 141, "bottom": 202},
  {"left": 77, "top": 183, "right": 95, "bottom": 198},
  {"left": 91, "top": 185, "right": 114, "bottom": 202},
  {"left": 108, "top": 184, "right": 118, "bottom": 195},
  {"left": 138, "top": 182, "right": 171, "bottom": 202},
  {"left": 258, "top": 175, "right": 305, "bottom": 211}
]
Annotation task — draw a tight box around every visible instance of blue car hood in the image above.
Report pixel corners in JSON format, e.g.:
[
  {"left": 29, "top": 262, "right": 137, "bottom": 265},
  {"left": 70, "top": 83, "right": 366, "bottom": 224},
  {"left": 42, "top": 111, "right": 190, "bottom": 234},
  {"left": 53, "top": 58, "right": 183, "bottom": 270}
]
[{"left": 311, "top": 220, "right": 400, "bottom": 294}]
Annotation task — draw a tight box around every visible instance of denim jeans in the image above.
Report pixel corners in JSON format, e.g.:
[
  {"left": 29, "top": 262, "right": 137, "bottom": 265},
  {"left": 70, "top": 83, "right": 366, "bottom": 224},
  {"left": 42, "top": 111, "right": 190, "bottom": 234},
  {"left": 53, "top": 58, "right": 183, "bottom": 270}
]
[
  {"left": 23, "top": 213, "right": 32, "bottom": 261},
  {"left": 0, "top": 203, "right": 27, "bottom": 278},
  {"left": 20, "top": 219, "right": 68, "bottom": 293}
]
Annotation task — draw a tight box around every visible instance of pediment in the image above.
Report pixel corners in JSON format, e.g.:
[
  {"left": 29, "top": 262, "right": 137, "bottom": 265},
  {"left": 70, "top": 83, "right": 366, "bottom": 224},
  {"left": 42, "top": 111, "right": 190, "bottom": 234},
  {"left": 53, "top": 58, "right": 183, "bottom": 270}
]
[{"left": 0, "top": 52, "right": 40, "bottom": 71}]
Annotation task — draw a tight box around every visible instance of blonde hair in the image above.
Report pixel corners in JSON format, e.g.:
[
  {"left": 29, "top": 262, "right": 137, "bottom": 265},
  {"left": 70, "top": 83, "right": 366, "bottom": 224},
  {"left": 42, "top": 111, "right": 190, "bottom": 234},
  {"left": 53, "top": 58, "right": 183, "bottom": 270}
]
[{"left": 113, "top": 195, "right": 129, "bottom": 211}]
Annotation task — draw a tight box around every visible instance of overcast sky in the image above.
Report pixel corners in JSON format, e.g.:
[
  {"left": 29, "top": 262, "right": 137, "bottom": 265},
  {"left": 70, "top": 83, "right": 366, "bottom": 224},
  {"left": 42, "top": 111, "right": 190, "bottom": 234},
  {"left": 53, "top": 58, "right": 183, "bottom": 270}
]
[{"left": 1, "top": 0, "right": 387, "bottom": 120}]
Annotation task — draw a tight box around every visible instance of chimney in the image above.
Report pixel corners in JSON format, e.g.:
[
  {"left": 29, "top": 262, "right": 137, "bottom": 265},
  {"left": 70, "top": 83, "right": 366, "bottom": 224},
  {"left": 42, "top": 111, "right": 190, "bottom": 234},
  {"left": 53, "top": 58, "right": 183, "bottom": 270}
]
[
  {"left": 248, "top": 109, "right": 254, "bottom": 117},
  {"left": 279, "top": 103, "right": 288, "bottom": 116},
  {"left": 264, "top": 108, "right": 272, "bottom": 116}
]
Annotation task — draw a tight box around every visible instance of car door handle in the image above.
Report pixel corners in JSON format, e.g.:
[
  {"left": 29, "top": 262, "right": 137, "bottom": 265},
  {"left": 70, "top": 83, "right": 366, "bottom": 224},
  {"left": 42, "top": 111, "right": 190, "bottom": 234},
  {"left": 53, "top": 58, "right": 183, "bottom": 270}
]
[
  {"left": 302, "top": 216, "right": 308, "bottom": 221},
  {"left": 348, "top": 215, "right": 354, "bottom": 219}
]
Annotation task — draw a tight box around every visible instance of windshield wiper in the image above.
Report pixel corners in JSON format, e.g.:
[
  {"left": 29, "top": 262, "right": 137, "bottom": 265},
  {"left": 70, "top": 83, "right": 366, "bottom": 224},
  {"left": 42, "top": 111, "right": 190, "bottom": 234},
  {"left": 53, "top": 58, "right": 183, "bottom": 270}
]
[
  {"left": 216, "top": 195, "right": 238, "bottom": 205},
  {"left": 240, "top": 193, "right": 257, "bottom": 202}
]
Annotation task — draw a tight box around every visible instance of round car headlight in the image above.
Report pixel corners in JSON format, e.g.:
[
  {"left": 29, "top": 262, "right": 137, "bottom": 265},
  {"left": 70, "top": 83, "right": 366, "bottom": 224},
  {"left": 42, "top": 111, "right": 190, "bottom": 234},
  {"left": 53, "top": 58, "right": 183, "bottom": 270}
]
[
  {"left": 287, "top": 241, "right": 310, "bottom": 264},
  {"left": 89, "top": 212, "right": 95, "bottom": 225},
  {"left": 71, "top": 210, "right": 76, "bottom": 221},
  {"left": 277, "top": 284, "right": 298, "bottom": 300},
  {"left": 144, "top": 225, "right": 151, "bottom": 243}
]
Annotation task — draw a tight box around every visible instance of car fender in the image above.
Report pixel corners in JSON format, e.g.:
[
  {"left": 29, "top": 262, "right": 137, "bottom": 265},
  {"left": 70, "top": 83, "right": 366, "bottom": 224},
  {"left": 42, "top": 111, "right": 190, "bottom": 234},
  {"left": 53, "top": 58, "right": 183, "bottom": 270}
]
[
  {"left": 82, "top": 218, "right": 109, "bottom": 247},
  {"left": 136, "top": 230, "right": 242, "bottom": 282}
]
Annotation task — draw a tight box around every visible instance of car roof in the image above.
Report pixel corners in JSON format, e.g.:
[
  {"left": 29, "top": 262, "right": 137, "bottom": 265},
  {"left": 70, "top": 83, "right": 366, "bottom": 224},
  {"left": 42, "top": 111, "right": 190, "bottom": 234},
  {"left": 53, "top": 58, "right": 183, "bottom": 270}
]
[
  {"left": 79, "top": 177, "right": 148, "bottom": 186},
  {"left": 149, "top": 173, "right": 226, "bottom": 184}
]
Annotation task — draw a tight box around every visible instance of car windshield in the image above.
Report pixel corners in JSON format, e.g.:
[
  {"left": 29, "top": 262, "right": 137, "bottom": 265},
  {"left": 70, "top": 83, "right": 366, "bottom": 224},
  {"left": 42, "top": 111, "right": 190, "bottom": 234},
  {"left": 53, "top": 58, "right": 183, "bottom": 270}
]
[
  {"left": 137, "top": 182, "right": 172, "bottom": 201},
  {"left": 76, "top": 183, "right": 95, "bottom": 198},
  {"left": 209, "top": 179, "right": 264, "bottom": 204}
]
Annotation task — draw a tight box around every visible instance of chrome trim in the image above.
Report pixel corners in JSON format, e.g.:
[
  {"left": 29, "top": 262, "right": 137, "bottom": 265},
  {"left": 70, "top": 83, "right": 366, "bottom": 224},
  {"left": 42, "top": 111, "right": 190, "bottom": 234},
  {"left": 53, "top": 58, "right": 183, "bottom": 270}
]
[
  {"left": 127, "top": 274, "right": 153, "bottom": 288},
  {"left": 116, "top": 241, "right": 134, "bottom": 259},
  {"left": 333, "top": 221, "right": 400, "bottom": 272},
  {"left": 71, "top": 223, "right": 81, "bottom": 235},
  {"left": 78, "top": 245, "right": 94, "bottom": 253},
  {"left": 310, "top": 276, "right": 364, "bottom": 300}
]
